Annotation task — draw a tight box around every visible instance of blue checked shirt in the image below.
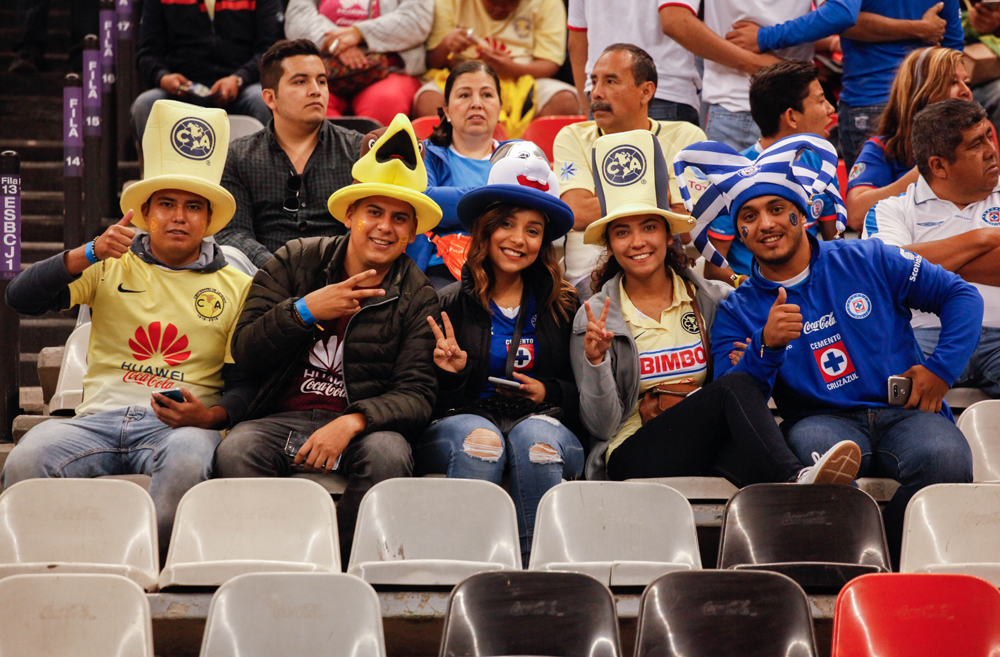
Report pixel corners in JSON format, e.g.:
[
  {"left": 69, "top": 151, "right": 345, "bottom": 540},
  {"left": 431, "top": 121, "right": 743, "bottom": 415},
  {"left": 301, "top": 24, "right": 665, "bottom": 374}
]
[{"left": 217, "top": 120, "right": 363, "bottom": 268}]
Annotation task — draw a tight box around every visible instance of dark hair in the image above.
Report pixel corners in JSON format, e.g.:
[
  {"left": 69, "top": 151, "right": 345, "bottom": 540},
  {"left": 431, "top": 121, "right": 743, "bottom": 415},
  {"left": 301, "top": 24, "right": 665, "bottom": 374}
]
[
  {"left": 600, "top": 43, "right": 658, "bottom": 90},
  {"left": 913, "top": 99, "right": 989, "bottom": 178},
  {"left": 260, "top": 39, "right": 322, "bottom": 93},
  {"left": 749, "top": 61, "right": 820, "bottom": 138},
  {"left": 466, "top": 204, "right": 577, "bottom": 321},
  {"left": 429, "top": 61, "right": 503, "bottom": 148},
  {"left": 590, "top": 218, "right": 688, "bottom": 294}
]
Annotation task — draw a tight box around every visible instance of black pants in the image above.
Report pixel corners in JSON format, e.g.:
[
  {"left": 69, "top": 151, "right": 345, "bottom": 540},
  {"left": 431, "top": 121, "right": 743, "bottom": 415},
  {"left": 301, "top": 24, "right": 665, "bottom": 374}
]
[{"left": 607, "top": 372, "right": 803, "bottom": 486}]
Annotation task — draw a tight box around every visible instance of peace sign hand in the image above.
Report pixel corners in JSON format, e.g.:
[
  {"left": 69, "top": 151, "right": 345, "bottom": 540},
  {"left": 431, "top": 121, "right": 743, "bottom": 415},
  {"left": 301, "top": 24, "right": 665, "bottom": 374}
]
[
  {"left": 584, "top": 299, "right": 613, "bottom": 366},
  {"left": 302, "top": 269, "right": 386, "bottom": 322},
  {"left": 427, "top": 311, "right": 468, "bottom": 373}
]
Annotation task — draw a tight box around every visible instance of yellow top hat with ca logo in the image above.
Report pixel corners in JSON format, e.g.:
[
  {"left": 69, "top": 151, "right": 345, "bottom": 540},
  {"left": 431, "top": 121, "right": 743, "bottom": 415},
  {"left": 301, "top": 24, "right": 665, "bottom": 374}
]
[
  {"left": 119, "top": 100, "right": 237, "bottom": 236},
  {"left": 584, "top": 130, "right": 695, "bottom": 245}
]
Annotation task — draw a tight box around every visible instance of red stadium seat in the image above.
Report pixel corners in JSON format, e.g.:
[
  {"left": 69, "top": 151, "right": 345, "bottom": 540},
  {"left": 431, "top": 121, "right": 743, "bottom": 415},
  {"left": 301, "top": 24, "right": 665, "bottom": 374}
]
[
  {"left": 522, "top": 115, "right": 588, "bottom": 162},
  {"left": 837, "top": 159, "right": 848, "bottom": 204},
  {"left": 831, "top": 573, "right": 1000, "bottom": 657},
  {"left": 410, "top": 116, "right": 508, "bottom": 143}
]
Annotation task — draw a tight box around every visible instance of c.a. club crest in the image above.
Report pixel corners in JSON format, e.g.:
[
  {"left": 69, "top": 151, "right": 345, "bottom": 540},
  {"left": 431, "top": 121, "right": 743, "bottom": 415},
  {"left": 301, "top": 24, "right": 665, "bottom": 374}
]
[
  {"left": 602, "top": 145, "right": 646, "bottom": 187},
  {"left": 171, "top": 117, "right": 215, "bottom": 160}
]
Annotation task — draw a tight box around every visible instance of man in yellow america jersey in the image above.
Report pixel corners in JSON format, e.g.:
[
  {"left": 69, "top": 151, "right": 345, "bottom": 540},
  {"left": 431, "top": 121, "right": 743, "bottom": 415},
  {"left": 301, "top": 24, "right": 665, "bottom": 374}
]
[{"left": 3, "top": 101, "right": 253, "bottom": 560}]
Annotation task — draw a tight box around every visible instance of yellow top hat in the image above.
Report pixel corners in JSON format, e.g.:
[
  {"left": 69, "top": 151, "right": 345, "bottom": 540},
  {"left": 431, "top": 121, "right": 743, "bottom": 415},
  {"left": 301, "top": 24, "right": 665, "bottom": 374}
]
[
  {"left": 583, "top": 130, "right": 696, "bottom": 245},
  {"left": 328, "top": 113, "right": 442, "bottom": 234},
  {"left": 119, "top": 100, "right": 236, "bottom": 236}
]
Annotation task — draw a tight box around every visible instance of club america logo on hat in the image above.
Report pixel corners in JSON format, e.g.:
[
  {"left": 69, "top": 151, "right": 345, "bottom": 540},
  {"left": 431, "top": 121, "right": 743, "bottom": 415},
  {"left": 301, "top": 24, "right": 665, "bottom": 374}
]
[
  {"left": 171, "top": 117, "right": 215, "bottom": 161},
  {"left": 602, "top": 145, "right": 646, "bottom": 186}
]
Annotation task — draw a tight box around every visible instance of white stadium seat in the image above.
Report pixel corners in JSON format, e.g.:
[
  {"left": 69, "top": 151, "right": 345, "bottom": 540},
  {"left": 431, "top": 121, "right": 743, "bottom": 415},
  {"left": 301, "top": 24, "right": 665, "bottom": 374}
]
[
  {"left": 901, "top": 483, "right": 1000, "bottom": 585},
  {"left": 227, "top": 115, "right": 265, "bottom": 142},
  {"left": 159, "top": 478, "right": 339, "bottom": 588},
  {"left": 348, "top": 478, "right": 520, "bottom": 585},
  {"left": 48, "top": 320, "right": 90, "bottom": 414},
  {"left": 0, "top": 573, "right": 153, "bottom": 657},
  {"left": 200, "top": 572, "right": 385, "bottom": 657},
  {"left": 627, "top": 476, "right": 738, "bottom": 500},
  {"left": 528, "top": 481, "right": 702, "bottom": 586},
  {"left": 957, "top": 400, "right": 1000, "bottom": 481},
  {"left": 0, "top": 479, "right": 159, "bottom": 590}
]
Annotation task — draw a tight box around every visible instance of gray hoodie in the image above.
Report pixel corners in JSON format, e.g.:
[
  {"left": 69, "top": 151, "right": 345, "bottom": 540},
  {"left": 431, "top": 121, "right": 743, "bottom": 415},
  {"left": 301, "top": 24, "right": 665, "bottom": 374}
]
[{"left": 570, "top": 268, "right": 731, "bottom": 480}]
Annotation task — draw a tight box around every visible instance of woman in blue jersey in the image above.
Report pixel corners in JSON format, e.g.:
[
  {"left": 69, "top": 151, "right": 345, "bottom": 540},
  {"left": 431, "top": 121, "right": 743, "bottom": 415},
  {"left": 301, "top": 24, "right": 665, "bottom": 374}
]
[
  {"left": 415, "top": 152, "right": 583, "bottom": 565},
  {"left": 408, "top": 61, "right": 502, "bottom": 289},
  {"left": 846, "top": 47, "right": 973, "bottom": 230}
]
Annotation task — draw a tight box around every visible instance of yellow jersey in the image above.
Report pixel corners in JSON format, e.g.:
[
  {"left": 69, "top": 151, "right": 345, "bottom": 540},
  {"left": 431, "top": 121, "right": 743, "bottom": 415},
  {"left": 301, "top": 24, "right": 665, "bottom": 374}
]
[{"left": 68, "top": 250, "right": 251, "bottom": 416}]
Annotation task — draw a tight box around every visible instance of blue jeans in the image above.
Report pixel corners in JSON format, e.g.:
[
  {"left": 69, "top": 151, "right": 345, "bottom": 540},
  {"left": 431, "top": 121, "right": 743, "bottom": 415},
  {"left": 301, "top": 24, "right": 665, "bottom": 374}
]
[
  {"left": 648, "top": 99, "right": 700, "bottom": 127},
  {"left": 414, "top": 414, "right": 584, "bottom": 564},
  {"left": 705, "top": 104, "right": 761, "bottom": 152},
  {"left": 838, "top": 100, "right": 887, "bottom": 172},
  {"left": 913, "top": 326, "right": 1000, "bottom": 398},
  {"left": 1, "top": 406, "right": 221, "bottom": 560},
  {"left": 130, "top": 85, "right": 272, "bottom": 143},
  {"left": 783, "top": 407, "right": 972, "bottom": 568}
]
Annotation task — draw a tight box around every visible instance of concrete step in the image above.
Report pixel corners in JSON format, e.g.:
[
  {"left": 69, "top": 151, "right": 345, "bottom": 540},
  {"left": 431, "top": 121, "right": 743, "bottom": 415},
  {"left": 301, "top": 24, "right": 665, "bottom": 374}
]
[
  {"left": 19, "top": 317, "right": 76, "bottom": 354},
  {"left": 21, "top": 191, "right": 64, "bottom": 215},
  {"left": 21, "top": 160, "right": 141, "bottom": 193},
  {"left": 21, "top": 241, "right": 64, "bottom": 263},
  {"left": 0, "top": 140, "right": 64, "bottom": 161},
  {"left": 22, "top": 215, "right": 65, "bottom": 243}
]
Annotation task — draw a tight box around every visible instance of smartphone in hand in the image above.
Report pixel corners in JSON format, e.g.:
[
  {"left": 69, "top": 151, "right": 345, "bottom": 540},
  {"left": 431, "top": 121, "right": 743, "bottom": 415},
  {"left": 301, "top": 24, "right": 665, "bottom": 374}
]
[
  {"left": 488, "top": 376, "right": 521, "bottom": 390},
  {"left": 153, "top": 388, "right": 185, "bottom": 407},
  {"left": 887, "top": 376, "right": 912, "bottom": 406}
]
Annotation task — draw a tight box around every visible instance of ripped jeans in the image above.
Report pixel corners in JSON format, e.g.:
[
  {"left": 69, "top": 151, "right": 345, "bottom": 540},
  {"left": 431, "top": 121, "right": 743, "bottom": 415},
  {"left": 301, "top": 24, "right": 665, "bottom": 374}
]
[{"left": 414, "top": 414, "right": 584, "bottom": 564}]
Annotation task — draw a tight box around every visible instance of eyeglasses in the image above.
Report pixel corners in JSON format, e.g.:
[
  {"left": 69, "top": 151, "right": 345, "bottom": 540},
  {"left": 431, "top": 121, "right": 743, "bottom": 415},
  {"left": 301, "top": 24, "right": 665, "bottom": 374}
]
[{"left": 283, "top": 173, "right": 302, "bottom": 215}]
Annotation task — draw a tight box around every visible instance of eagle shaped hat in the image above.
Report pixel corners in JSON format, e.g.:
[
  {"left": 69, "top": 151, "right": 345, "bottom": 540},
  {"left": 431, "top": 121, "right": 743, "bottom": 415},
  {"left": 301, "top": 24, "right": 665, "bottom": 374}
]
[{"left": 327, "top": 113, "right": 443, "bottom": 234}]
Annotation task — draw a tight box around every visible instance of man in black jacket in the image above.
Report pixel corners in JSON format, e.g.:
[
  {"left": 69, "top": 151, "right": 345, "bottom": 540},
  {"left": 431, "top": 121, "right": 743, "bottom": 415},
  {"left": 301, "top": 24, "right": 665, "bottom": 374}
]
[
  {"left": 131, "top": 0, "right": 281, "bottom": 145},
  {"left": 216, "top": 118, "right": 443, "bottom": 559}
]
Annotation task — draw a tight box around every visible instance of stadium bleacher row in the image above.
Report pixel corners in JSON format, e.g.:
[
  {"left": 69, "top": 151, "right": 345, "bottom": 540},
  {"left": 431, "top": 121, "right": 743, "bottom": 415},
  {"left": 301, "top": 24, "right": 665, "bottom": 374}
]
[{"left": 2, "top": 474, "right": 1000, "bottom": 655}]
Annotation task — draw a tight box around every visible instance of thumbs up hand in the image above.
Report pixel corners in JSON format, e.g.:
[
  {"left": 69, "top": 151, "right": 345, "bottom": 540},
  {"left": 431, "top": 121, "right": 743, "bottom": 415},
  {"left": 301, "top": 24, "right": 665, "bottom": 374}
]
[
  {"left": 761, "top": 287, "right": 802, "bottom": 351},
  {"left": 94, "top": 210, "right": 136, "bottom": 261}
]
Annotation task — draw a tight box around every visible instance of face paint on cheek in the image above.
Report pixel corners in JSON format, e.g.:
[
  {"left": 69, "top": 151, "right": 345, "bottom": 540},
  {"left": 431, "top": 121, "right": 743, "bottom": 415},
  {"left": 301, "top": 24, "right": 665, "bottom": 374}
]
[
  {"left": 740, "top": 225, "right": 748, "bottom": 240},
  {"left": 148, "top": 218, "right": 159, "bottom": 233},
  {"left": 789, "top": 212, "right": 798, "bottom": 227}
]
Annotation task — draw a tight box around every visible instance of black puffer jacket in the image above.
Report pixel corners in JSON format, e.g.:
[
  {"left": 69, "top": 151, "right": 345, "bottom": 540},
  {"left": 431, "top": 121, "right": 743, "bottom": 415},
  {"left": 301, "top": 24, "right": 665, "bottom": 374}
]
[
  {"left": 232, "top": 235, "right": 440, "bottom": 440},
  {"left": 434, "top": 265, "right": 582, "bottom": 435}
]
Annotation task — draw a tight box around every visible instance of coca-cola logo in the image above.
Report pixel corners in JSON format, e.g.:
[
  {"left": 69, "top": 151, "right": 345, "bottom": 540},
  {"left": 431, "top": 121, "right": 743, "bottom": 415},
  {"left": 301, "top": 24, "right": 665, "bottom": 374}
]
[
  {"left": 300, "top": 378, "right": 345, "bottom": 398},
  {"left": 803, "top": 312, "right": 836, "bottom": 334}
]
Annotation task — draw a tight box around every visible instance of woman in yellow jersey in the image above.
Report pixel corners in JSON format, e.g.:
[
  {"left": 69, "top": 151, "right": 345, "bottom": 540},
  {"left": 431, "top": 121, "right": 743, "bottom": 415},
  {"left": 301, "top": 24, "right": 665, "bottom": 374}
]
[{"left": 569, "top": 130, "right": 861, "bottom": 485}]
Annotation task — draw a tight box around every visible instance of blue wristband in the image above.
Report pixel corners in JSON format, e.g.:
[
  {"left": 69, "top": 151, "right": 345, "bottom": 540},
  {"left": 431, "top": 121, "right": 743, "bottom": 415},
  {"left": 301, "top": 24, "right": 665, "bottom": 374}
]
[
  {"left": 294, "top": 297, "right": 318, "bottom": 325},
  {"left": 84, "top": 239, "right": 98, "bottom": 265}
]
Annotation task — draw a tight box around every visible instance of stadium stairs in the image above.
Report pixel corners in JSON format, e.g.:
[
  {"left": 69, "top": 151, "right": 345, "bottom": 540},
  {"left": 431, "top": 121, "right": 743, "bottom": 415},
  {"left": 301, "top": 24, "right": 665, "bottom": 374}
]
[{"left": 0, "top": 0, "right": 138, "bottom": 423}]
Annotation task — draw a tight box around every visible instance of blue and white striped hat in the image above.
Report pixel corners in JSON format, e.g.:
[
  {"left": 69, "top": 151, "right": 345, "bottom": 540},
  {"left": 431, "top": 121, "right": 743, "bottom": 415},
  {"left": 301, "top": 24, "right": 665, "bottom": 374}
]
[{"left": 672, "top": 134, "right": 846, "bottom": 269}]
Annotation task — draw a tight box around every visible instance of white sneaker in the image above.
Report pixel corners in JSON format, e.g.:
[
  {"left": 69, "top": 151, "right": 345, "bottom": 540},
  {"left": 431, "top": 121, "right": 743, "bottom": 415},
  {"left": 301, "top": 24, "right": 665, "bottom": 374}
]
[{"left": 796, "top": 440, "right": 861, "bottom": 485}]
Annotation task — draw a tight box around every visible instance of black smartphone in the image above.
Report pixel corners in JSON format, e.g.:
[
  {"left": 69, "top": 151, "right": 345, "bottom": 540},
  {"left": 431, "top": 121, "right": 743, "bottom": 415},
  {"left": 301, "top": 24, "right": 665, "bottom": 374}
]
[
  {"left": 154, "top": 388, "right": 184, "bottom": 407},
  {"left": 284, "top": 431, "right": 310, "bottom": 459}
]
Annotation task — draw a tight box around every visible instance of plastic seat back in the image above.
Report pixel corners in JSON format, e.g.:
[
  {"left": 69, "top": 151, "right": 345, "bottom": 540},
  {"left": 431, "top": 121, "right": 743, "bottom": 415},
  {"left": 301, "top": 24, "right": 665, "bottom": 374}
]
[
  {"left": 636, "top": 570, "right": 817, "bottom": 657},
  {"left": 440, "top": 571, "right": 621, "bottom": 657},
  {"left": 832, "top": 573, "right": 1000, "bottom": 656},
  {"left": 328, "top": 116, "right": 383, "bottom": 133},
  {"left": 199, "top": 572, "right": 385, "bottom": 657},
  {"left": 159, "top": 478, "right": 339, "bottom": 588},
  {"left": 228, "top": 115, "right": 265, "bottom": 142},
  {"left": 528, "top": 481, "right": 701, "bottom": 586},
  {"left": 0, "top": 573, "right": 153, "bottom": 657},
  {"left": 957, "top": 400, "right": 1000, "bottom": 481},
  {"left": 0, "top": 479, "right": 158, "bottom": 590},
  {"left": 901, "top": 483, "right": 1000, "bottom": 585},
  {"left": 718, "top": 484, "right": 890, "bottom": 590},
  {"left": 348, "top": 478, "right": 520, "bottom": 585},
  {"left": 49, "top": 321, "right": 90, "bottom": 414},
  {"left": 217, "top": 244, "right": 258, "bottom": 277},
  {"left": 521, "top": 115, "right": 587, "bottom": 162},
  {"left": 412, "top": 115, "right": 507, "bottom": 144}
]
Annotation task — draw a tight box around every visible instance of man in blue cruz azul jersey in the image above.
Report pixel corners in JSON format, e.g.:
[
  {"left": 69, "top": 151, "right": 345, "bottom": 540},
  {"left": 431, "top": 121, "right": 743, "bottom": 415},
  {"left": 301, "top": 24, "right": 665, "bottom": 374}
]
[
  {"left": 674, "top": 133, "right": 983, "bottom": 567},
  {"left": 3, "top": 101, "right": 254, "bottom": 563}
]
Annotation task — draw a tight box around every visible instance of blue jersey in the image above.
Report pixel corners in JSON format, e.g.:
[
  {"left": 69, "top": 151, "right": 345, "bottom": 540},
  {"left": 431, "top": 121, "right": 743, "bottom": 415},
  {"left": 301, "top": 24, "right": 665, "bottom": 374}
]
[
  {"left": 846, "top": 137, "right": 912, "bottom": 194},
  {"left": 707, "top": 143, "right": 838, "bottom": 276},
  {"left": 483, "top": 295, "right": 539, "bottom": 397},
  {"left": 757, "top": 0, "right": 963, "bottom": 106},
  {"left": 711, "top": 236, "right": 982, "bottom": 424}
]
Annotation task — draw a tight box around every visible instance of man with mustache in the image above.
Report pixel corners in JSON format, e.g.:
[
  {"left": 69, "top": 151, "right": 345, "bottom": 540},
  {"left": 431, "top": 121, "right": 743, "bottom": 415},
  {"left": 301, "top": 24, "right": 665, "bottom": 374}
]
[
  {"left": 553, "top": 43, "right": 706, "bottom": 299},
  {"left": 865, "top": 99, "right": 1000, "bottom": 399}
]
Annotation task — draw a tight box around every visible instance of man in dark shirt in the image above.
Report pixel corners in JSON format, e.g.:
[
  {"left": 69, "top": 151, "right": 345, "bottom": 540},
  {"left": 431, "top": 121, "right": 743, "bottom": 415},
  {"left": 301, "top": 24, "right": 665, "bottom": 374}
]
[
  {"left": 216, "top": 39, "right": 364, "bottom": 268},
  {"left": 131, "top": 0, "right": 280, "bottom": 143}
]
